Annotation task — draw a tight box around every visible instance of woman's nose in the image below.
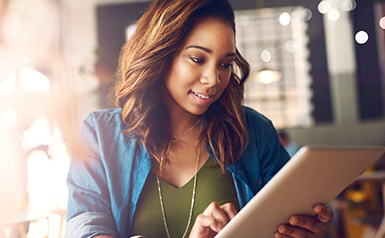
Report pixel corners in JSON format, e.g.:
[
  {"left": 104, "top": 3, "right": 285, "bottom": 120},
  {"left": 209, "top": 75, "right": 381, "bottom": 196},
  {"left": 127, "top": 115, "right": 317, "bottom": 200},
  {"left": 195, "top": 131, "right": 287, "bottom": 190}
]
[{"left": 200, "top": 67, "right": 220, "bottom": 86}]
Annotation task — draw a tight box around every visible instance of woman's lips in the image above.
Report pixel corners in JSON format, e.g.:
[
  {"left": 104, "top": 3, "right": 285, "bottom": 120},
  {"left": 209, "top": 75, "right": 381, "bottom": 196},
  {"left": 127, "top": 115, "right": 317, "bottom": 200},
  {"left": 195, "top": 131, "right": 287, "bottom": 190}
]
[
  {"left": 192, "top": 91, "right": 211, "bottom": 99},
  {"left": 191, "top": 91, "right": 214, "bottom": 104}
]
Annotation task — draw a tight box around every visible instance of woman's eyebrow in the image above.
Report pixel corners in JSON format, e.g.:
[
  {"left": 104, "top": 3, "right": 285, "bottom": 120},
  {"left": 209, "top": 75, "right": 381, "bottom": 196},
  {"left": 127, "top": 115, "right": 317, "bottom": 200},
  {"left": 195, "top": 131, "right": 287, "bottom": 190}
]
[{"left": 186, "top": 45, "right": 236, "bottom": 57}]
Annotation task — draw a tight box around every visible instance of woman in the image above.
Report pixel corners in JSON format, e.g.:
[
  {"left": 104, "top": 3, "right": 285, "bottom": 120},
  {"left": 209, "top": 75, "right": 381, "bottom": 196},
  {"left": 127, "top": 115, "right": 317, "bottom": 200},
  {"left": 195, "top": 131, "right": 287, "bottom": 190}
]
[{"left": 65, "top": 0, "right": 333, "bottom": 237}]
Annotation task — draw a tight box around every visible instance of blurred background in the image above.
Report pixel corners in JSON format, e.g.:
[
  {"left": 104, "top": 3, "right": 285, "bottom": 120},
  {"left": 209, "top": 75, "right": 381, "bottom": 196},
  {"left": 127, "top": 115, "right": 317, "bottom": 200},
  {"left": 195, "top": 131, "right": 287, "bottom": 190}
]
[{"left": 0, "top": 0, "right": 385, "bottom": 237}]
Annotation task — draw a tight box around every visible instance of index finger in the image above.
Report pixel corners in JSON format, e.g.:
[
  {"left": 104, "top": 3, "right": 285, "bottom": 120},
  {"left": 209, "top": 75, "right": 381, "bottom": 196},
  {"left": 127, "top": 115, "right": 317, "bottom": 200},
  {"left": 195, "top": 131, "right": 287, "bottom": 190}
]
[
  {"left": 203, "top": 202, "right": 231, "bottom": 230},
  {"left": 219, "top": 202, "right": 237, "bottom": 220}
]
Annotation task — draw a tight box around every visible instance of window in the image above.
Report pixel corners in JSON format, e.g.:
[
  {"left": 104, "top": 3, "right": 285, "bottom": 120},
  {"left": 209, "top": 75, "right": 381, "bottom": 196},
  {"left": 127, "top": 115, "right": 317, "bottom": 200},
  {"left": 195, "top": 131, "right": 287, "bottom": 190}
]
[{"left": 235, "top": 7, "right": 313, "bottom": 129}]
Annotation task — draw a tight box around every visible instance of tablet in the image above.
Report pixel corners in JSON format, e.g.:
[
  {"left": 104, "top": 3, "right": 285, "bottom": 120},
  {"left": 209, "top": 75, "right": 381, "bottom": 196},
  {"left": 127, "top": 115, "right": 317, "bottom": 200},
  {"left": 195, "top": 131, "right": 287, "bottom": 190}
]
[{"left": 215, "top": 146, "right": 385, "bottom": 238}]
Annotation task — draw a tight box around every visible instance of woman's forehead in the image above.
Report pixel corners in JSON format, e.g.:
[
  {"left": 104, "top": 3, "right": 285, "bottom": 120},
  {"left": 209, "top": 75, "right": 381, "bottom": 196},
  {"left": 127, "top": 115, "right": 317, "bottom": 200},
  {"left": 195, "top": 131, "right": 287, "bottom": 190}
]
[{"left": 182, "top": 18, "right": 235, "bottom": 53}]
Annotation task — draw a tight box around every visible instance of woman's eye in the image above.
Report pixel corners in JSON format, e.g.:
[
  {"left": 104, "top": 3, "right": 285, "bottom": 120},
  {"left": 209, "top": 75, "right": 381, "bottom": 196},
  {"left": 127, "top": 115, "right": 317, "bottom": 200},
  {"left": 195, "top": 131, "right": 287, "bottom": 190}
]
[
  {"left": 221, "top": 62, "right": 233, "bottom": 69},
  {"left": 191, "top": 57, "right": 204, "bottom": 64}
]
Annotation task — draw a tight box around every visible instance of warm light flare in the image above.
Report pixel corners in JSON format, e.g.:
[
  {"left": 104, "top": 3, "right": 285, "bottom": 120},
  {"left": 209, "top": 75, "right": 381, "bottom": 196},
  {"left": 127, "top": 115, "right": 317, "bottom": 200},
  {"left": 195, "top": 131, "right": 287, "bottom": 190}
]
[
  {"left": 0, "top": 127, "right": 25, "bottom": 229},
  {"left": 252, "top": 69, "right": 282, "bottom": 84},
  {"left": 0, "top": 1, "right": 76, "bottom": 234},
  {"left": 0, "top": 107, "right": 18, "bottom": 127},
  {"left": 2, "top": 67, "right": 50, "bottom": 94}
]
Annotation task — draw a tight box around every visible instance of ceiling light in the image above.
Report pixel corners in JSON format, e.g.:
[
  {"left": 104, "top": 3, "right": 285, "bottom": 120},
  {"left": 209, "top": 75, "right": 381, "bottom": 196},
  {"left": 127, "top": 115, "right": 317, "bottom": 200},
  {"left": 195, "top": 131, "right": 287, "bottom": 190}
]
[{"left": 252, "top": 69, "right": 282, "bottom": 84}]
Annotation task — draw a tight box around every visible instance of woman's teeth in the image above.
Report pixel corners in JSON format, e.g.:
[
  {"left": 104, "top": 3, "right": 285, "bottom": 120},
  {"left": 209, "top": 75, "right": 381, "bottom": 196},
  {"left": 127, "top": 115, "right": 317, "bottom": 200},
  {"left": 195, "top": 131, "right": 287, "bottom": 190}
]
[{"left": 192, "top": 91, "right": 210, "bottom": 99}]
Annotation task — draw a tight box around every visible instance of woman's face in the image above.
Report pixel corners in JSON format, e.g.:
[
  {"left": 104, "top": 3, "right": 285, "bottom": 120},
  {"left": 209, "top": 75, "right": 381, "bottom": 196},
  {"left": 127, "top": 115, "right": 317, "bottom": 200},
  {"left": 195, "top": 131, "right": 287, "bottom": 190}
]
[{"left": 164, "top": 18, "right": 235, "bottom": 116}]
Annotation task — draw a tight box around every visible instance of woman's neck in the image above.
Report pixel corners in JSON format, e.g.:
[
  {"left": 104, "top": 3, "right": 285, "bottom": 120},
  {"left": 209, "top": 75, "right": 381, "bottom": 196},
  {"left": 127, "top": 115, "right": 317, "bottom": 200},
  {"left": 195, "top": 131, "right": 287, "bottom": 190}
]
[{"left": 169, "top": 111, "right": 202, "bottom": 141}]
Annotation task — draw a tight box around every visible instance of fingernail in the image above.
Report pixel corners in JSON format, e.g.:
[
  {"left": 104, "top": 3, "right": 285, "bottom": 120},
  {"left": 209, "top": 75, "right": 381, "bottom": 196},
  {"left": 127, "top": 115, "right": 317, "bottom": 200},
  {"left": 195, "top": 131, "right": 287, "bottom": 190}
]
[
  {"left": 315, "top": 205, "right": 322, "bottom": 213},
  {"left": 290, "top": 216, "right": 298, "bottom": 225},
  {"left": 279, "top": 226, "right": 286, "bottom": 233},
  {"left": 318, "top": 215, "right": 328, "bottom": 222},
  {"left": 275, "top": 233, "right": 280, "bottom": 238}
]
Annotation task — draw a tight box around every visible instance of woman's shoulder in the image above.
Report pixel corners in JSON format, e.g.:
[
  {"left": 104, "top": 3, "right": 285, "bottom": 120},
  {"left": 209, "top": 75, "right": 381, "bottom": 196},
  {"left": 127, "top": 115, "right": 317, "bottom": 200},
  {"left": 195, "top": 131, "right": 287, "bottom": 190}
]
[
  {"left": 76, "top": 108, "right": 145, "bottom": 161},
  {"left": 79, "top": 108, "right": 128, "bottom": 139},
  {"left": 85, "top": 107, "right": 123, "bottom": 122},
  {"left": 243, "top": 106, "right": 274, "bottom": 129},
  {"left": 83, "top": 108, "right": 125, "bottom": 127},
  {"left": 242, "top": 106, "right": 281, "bottom": 147}
]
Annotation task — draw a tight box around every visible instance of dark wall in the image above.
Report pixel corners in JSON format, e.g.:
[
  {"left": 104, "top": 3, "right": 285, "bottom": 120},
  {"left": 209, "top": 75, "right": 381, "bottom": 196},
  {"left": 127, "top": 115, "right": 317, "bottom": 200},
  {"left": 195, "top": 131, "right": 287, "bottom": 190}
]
[
  {"left": 96, "top": 2, "right": 150, "bottom": 108},
  {"left": 96, "top": 2, "right": 150, "bottom": 71},
  {"left": 352, "top": 0, "right": 384, "bottom": 120}
]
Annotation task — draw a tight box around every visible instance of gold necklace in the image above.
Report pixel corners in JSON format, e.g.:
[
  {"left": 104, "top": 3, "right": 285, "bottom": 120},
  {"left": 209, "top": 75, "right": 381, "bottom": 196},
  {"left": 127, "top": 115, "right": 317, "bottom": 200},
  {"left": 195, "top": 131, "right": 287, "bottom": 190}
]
[
  {"left": 156, "top": 147, "right": 200, "bottom": 238},
  {"left": 171, "top": 118, "right": 202, "bottom": 142}
]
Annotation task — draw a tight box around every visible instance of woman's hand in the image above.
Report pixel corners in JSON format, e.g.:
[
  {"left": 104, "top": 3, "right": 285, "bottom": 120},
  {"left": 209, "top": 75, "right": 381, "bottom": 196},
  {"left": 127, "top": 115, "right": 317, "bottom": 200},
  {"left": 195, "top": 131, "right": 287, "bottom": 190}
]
[
  {"left": 189, "top": 202, "right": 237, "bottom": 238},
  {"left": 275, "top": 204, "right": 334, "bottom": 238}
]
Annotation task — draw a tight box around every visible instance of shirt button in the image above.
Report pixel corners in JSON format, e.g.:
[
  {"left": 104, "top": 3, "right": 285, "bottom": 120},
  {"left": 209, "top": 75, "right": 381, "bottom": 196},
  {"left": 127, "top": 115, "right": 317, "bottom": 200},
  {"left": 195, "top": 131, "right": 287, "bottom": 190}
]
[
  {"left": 256, "top": 180, "right": 262, "bottom": 185},
  {"left": 129, "top": 202, "right": 133, "bottom": 208}
]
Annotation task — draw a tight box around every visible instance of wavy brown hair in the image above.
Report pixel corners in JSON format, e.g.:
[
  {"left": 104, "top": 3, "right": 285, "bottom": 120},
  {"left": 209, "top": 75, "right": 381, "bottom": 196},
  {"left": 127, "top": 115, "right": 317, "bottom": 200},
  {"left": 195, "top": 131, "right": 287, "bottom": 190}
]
[{"left": 115, "top": 0, "right": 250, "bottom": 173}]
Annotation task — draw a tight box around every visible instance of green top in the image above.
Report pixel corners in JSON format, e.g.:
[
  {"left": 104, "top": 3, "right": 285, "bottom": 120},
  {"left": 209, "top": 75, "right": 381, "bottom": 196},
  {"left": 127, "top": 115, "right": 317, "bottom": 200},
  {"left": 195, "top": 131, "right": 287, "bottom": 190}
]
[{"left": 132, "top": 157, "right": 239, "bottom": 238}]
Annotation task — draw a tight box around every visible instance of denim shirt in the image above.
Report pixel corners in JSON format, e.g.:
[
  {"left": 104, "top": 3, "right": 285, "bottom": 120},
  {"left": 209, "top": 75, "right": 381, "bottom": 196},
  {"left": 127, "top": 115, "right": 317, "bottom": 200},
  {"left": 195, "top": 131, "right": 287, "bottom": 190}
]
[{"left": 65, "top": 107, "right": 290, "bottom": 238}]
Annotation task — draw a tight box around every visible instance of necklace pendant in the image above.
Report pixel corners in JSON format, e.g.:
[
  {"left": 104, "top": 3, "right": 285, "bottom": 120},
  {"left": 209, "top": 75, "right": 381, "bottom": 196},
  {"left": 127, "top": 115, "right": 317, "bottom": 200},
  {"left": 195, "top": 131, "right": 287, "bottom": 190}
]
[
  {"left": 171, "top": 118, "right": 201, "bottom": 143},
  {"left": 171, "top": 134, "right": 178, "bottom": 142}
]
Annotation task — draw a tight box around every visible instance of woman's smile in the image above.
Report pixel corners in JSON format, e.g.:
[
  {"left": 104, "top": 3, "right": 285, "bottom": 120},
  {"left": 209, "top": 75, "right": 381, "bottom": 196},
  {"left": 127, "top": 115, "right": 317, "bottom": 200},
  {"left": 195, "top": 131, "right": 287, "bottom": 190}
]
[{"left": 190, "top": 90, "right": 214, "bottom": 105}]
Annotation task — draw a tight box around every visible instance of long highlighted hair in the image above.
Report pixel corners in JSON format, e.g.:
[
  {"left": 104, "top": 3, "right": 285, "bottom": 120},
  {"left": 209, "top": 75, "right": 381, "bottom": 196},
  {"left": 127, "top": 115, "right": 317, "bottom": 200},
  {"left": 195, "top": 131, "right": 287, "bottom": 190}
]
[{"left": 115, "top": 0, "right": 250, "bottom": 173}]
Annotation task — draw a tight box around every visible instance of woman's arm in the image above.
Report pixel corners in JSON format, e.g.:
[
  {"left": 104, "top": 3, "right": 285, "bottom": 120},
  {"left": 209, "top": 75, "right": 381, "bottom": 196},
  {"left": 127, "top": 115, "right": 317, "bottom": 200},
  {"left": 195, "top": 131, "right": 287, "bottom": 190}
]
[{"left": 65, "top": 113, "right": 118, "bottom": 238}]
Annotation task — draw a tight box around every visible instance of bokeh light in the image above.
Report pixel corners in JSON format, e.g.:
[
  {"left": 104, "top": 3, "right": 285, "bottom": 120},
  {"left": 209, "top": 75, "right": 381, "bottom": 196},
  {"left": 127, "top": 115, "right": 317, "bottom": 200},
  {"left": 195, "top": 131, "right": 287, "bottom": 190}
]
[
  {"left": 318, "top": 1, "right": 331, "bottom": 14},
  {"left": 261, "top": 50, "right": 272, "bottom": 62},
  {"left": 340, "top": 0, "right": 357, "bottom": 12},
  {"left": 279, "top": 12, "right": 291, "bottom": 26},
  {"left": 285, "top": 41, "right": 296, "bottom": 53},
  {"left": 379, "top": 17, "right": 385, "bottom": 29},
  {"left": 355, "top": 31, "right": 369, "bottom": 44},
  {"left": 327, "top": 8, "right": 341, "bottom": 21},
  {"left": 301, "top": 8, "right": 313, "bottom": 21}
]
